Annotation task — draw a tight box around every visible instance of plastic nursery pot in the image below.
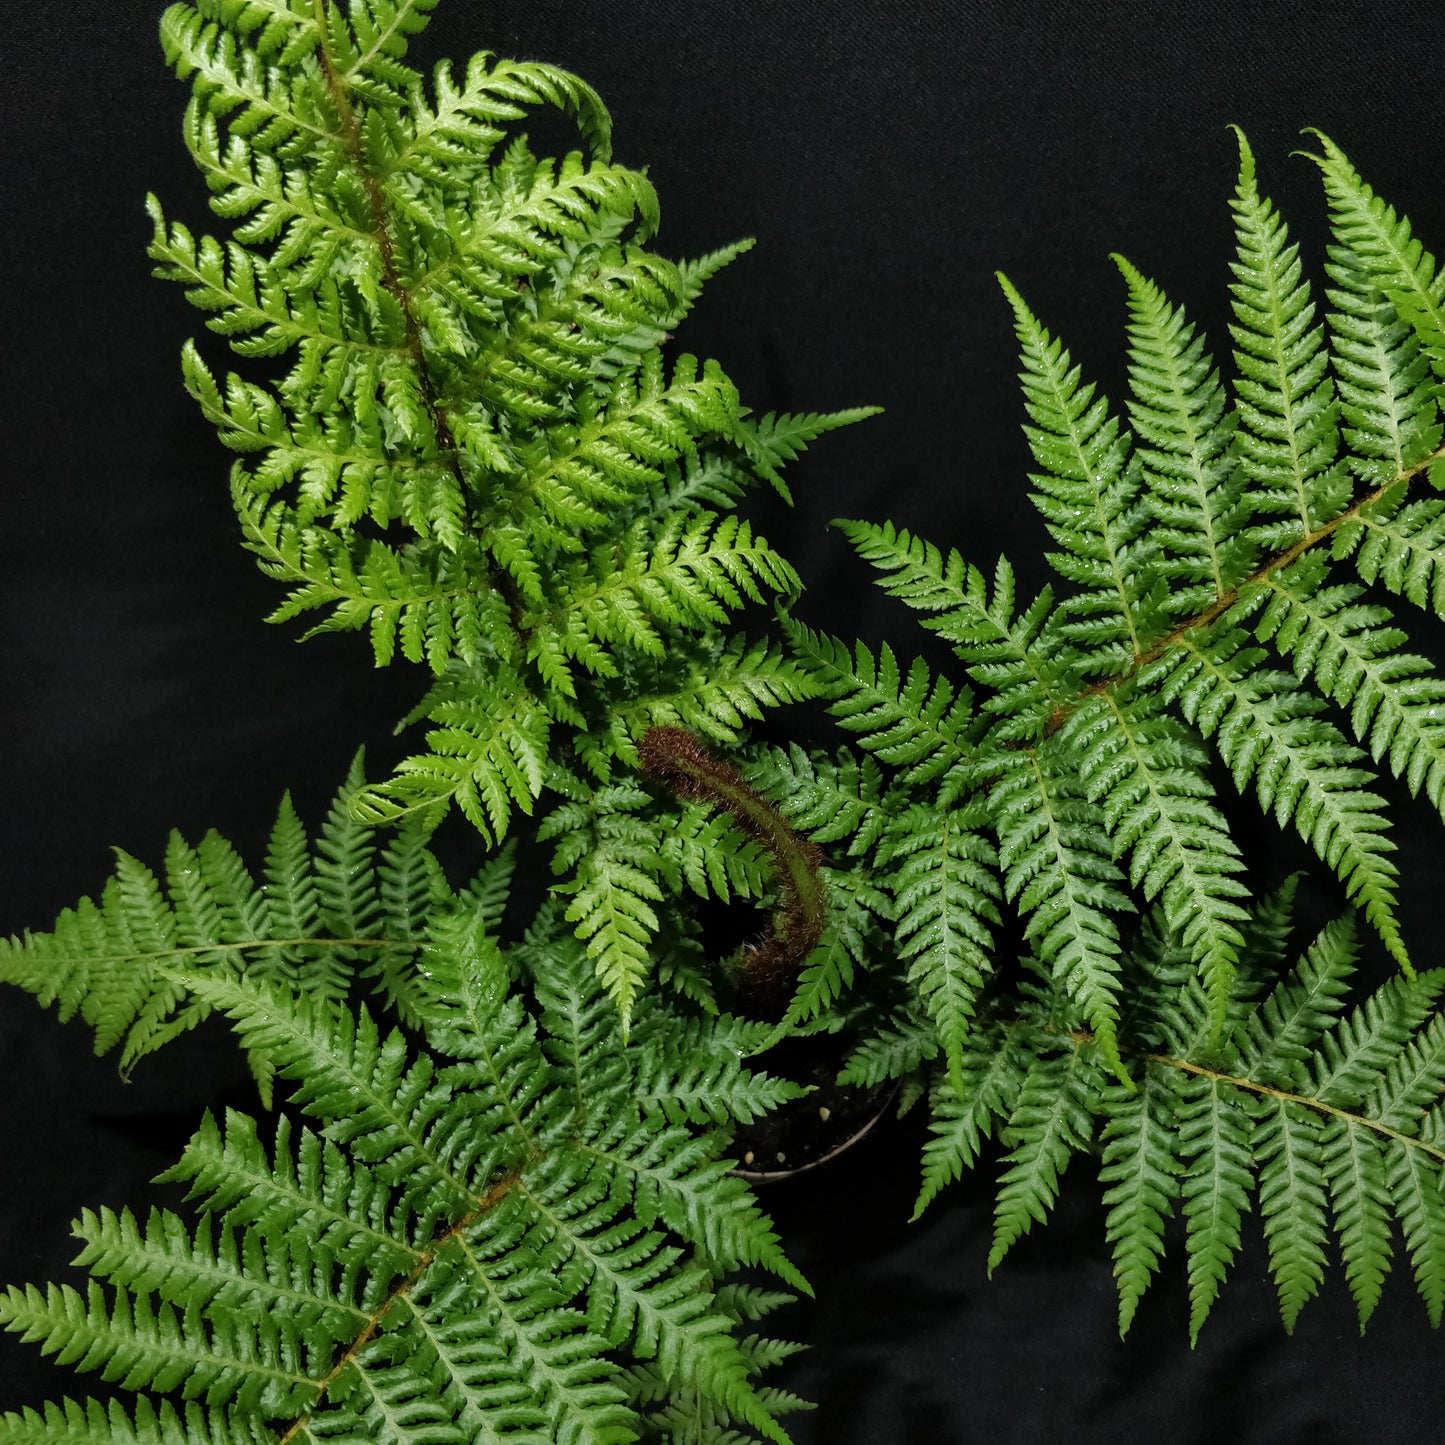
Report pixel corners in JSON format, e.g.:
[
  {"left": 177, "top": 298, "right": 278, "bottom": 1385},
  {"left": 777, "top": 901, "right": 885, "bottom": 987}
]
[{"left": 732, "top": 1030, "right": 897, "bottom": 1183}]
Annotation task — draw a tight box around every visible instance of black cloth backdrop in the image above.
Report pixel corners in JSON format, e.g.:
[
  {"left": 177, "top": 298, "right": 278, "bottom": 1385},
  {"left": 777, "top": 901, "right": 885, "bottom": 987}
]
[{"left": 4, "top": 3, "right": 1445, "bottom": 1439}]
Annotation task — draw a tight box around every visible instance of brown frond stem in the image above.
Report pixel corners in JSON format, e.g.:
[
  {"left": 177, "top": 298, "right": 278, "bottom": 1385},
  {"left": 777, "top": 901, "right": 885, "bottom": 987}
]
[
  {"left": 638, "top": 725, "right": 827, "bottom": 1015},
  {"left": 1043, "top": 439, "right": 1445, "bottom": 735}
]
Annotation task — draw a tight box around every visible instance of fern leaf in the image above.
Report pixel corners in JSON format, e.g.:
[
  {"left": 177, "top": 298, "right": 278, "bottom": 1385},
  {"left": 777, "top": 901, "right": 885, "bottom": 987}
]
[
  {"left": 1099, "top": 1066, "right": 1180, "bottom": 1337},
  {"left": 355, "top": 672, "right": 551, "bottom": 841},
  {"left": 616, "top": 636, "right": 818, "bottom": 750},
  {"left": 0, "top": 1279, "right": 320, "bottom": 1415},
  {"left": 1164, "top": 626, "right": 1403, "bottom": 967},
  {"left": 744, "top": 743, "right": 893, "bottom": 858},
  {"left": 1060, "top": 691, "right": 1250, "bottom": 1026},
  {"left": 562, "top": 841, "right": 664, "bottom": 1033},
  {"left": 1323, "top": 235, "right": 1442, "bottom": 482},
  {"left": 1177, "top": 1072, "right": 1255, "bottom": 1344},
  {"left": 772, "top": 864, "right": 890, "bottom": 1028},
  {"left": 878, "top": 802, "right": 1001, "bottom": 1086},
  {"left": 833, "top": 523, "right": 1069, "bottom": 742},
  {"left": 1237, "top": 913, "right": 1357, "bottom": 1086},
  {"left": 988, "top": 1049, "right": 1100, "bottom": 1271},
  {"left": 998, "top": 273, "right": 1155, "bottom": 670},
  {"left": 1321, "top": 1115, "right": 1394, "bottom": 1330},
  {"left": 1387, "top": 1137, "right": 1445, "bottom": 1328},
  {"left": 989, "top": 747, "right": 1134, "bottom": 1077},
  {"left": 781, "top": 615, "right": 975, "bottom": 795},
  {"left": 1253, "top": 1095, "right": 1329, "bottom": 1332},
  {"left": 1307, "top": 130, "right": 1445, "bottom": 377},
  {"left": 1335, "top": 481, "right": 1445, "bottom": 619},
  {"left": 1115, "top": 253, "right": 1250, "bottom": 607},
  {"left": 1258, "top": 553, "right": 1445, "bottom": 823},
  {"left": 913, "top": 1026, "right": 1028, "bottom": 1218},
  {"left": 735, "top": 406, "right": 882, "bottom": 502},
  {"left": 0, "top": 1396, "right": 271, "bottom": 1445},
  {"left": 1227, "top": 129, "right": 1347, "bottom": 543}
]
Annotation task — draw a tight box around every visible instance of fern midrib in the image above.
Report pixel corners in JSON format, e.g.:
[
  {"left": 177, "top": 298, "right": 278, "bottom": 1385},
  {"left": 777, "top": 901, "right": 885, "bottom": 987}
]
[
  {"left": 1027, "top": 1017, "right": 1445, "bottom": 1167},
  {"left": 313, "top": 0, "right": 535, "bottom": 642},
  {"left": 13, "top": 936, "right": 405, "bottom": 970},
  {"left": 276, "top": 1166, "right": 526, "bottom": 1444},
  {"left": 1048, "top": 436, "right": 1445, "bottom": 732}
]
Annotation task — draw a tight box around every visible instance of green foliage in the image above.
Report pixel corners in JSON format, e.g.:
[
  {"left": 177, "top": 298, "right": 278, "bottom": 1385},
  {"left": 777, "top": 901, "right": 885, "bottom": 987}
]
[
  {"left": 799, "top": 130, "right": 1445, "bottom": 1070},
  {"left": 2, "top": 857, "right": 807, "bottom": 1443},
  {"left": 11, "top": 2, "right": 1445, "bottom": 1435},
  {"left": 0, "top": 753, "right": 454, "bottom": 1092},
  {"left": 150, "top": 0, "right": 862, "bottom": 1014},
  {"left": 906, "top": 902, "right": 1445, "bottom": 1341}
]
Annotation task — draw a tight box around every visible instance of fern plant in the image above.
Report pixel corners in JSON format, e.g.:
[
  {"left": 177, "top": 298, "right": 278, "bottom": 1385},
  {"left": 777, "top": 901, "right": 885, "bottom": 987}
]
[
  {"left": 8, "top": 0, "right": 1445, "bottom": 1438},
  {"left": 760, "top": 127, "right": 1445, "bottom": 1341}
]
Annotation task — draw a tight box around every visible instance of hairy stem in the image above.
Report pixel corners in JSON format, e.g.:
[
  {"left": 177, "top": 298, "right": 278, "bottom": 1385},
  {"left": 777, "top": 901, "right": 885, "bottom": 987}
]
[{"left": 638, "top": 725, "right": 827, "bottom": 1012}]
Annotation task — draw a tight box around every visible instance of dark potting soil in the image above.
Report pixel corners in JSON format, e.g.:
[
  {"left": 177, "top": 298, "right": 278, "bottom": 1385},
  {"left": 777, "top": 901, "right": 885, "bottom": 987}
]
[{"left": 732, "top": 1031, "right": 893, "bottom": 1181}]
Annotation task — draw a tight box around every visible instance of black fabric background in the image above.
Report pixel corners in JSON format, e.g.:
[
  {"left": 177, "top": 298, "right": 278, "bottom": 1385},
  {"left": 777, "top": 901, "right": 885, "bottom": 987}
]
[{"left": 4, "top": 3, "right": 1445, "bottom": 1437}]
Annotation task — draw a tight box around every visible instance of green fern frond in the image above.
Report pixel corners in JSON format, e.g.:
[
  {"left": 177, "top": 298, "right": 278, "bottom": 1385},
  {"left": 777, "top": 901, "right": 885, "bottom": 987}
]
[
  {"left": 1161, "top": 625, "right": 1404, "bottom": 967},
  {"left": 999, "top": 272, "right": 1157, "bottom": 671},
  {"left": 1097, "top": 1064, "right": 1180, "bottom": 1336},
  {"left": 989, "top": 747, "right": 1133, "bottom": 1078},
  {"left": 773, "top": 864, "right": 892, "bottom": 1029},
  {"left": 780, "top": 615, "right": 975, "bottom": 796},
  {"left": 1115, "top": 253, "right": 1251, "bottom": 608},
  {"left": 1306, "top": 131, "right": 1445, "bottom": 378},
  {"left": 1256, "top": 552, "right": 1445, "bottom": 820},
  {"left": 1228, "top": 128, "right": 1348, "bottom": 543},
  {"left": 614, "top": 636, "right": 819, "bottom": 751},
  {"left": 910, "top": 894, "right": 1445, "bottom": 1341},
  {"left": 988, "top": 1048, "right": 1102, "bottom": 1272},
  {"left": 354, "top": 668, "right": 552, "bottom": 839},
  {"left": 877, "top": 802, "right": 1000, "bottom": 1087},
  {"left": 0, "top": 759, "right": 438, "bottom": 1078},
  {"left": 5, "top": 915, "right": 805, "bottom": 1441},
  {"left": 1058, "top": 691, "right": 1250, "bottom": 1026},
  {"left": 1334, "top": 481, "right": 1445, "bottom": 619},
  {"left": 835, "top": 523, "right": 1068, "bottom": 744},
  {"left": 744, "top": 744, "right": 893, "bottom": 858},
  {"left": 0, "top": 1395, "right": 271, "bottom": 1445},
  {"left": 735, "top": 407, "right": 883, "bottom": 503}
]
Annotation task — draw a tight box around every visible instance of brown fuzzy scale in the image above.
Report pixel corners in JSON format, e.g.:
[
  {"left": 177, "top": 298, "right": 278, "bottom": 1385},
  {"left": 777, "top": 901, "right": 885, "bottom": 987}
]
[{"left": 638, "top": 726, "right": 826, "bottom": 1015}]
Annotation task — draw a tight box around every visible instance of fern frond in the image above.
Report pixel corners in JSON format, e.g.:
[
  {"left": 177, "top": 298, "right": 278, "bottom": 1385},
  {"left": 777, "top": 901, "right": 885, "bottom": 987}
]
[
  {"left": 998, "top": 273, "right": 1157, "bottom": 670},
  {"left": 1161, "top": 625, "right": 1403, "bottom": 967},
  {"left": 913, "top": 1024, "right": 1029, "bottom": 1219},
  {"left": 831, "top": 529, "right": 1070, "bottom": 746},
  {"left": 743, "top": 744, "right": 893, "bottom": 857},
  {"left": 354, "top": 668, "right": 551, "bottom": 841},
  {"left": 1177, "top": 1070, "right": 1256, "bottom": 1344},
  {"left": 1334, "top": 481, "right": 1445, "bottom": 619},
  {"left": 1115, "top": 253, "right": 1250, "bottom": 608},
  {"left": 614, "top": 636, "right": 818, "bottom": 750},
  {"left": 877, "top": 802, "right": 1000, "bottom": 1086},
  {"left": 1099, "top": 1067, "right": 1181, "bottom": 1336},
  {"left": 1227, "top": 128, "right": 1347, "bottom": 543},
  {"left": 735, "top": 406, "right": 882, "bottom": 503},
  {"left": 988, "top": 1049, "right": 1101, "bottom": 1272},
  {"left": 0, "top": 1396, "right": 271, "bottom": 1445},
  {"left": 0, "top": 762, "right": 444, "bottom": 1076},
  {"left": 989, "top": 747, "right": 1133, "bottom": 1077},
  {"left": 1307, "top": 130, "right": 1445, "bottom": 378},
  {"left": 1257, "top": 552, "right": 1445, "bottom": 821},
  {"left": 780, "top": 614, "right": 975, "bottom": 796},
  {"left": 1059, "top": 691, "right": 1250, "bottom": 1026}
]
